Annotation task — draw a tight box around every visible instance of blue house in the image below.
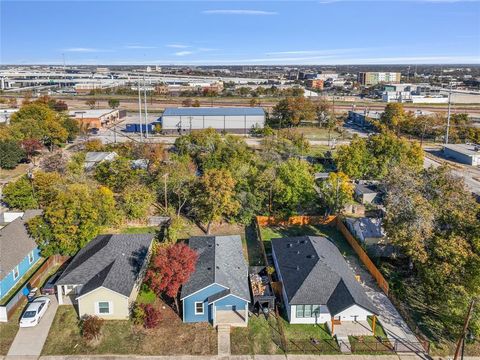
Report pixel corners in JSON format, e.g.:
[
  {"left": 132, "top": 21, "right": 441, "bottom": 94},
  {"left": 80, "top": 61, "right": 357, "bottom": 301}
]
[
  {"left": 181, "top": 235, "right": 250, "bottom": 327},
  {"left": 0, "top": 210, "right": 42, "bottom": 301}
]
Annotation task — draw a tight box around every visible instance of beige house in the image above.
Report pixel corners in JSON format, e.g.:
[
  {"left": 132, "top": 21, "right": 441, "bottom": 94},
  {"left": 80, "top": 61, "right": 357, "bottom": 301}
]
[{"left": 55, "top": 234, "right": 154, "bottom": 320}]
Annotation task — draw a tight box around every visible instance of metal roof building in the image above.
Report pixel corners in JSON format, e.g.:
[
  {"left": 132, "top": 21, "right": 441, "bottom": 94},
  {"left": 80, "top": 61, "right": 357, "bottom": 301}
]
[
  {"left": 443, "top": 143, "right": 480, "bottom": 166},
  {"left": 161, "top": 107, "right": 265, "bottom": 134}
]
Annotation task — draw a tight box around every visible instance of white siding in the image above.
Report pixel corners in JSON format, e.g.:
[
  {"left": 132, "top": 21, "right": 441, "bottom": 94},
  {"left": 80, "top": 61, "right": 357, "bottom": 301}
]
[
  {"left": 289, "top": 305, "right": 331, "bottom": 324},
  {"left": 162, "top": 114, "right": 265, "bottom": 130},
  {"left": 334, "top": 304, "right": 372, "bottom": 322}
]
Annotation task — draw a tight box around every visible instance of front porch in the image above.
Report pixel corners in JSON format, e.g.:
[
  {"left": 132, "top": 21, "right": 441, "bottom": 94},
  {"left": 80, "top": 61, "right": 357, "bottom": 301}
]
[
  {"left": 56, "top": 284, "right": 79, "bottom": 306},
  {"left": 214, "top": 309, "right": 248, "bottom": 327}
]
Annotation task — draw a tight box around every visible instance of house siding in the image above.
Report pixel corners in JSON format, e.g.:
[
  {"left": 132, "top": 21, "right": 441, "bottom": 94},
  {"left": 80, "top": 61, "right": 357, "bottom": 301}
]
[
  {"left": 77, "top": 287, "right": 130, "bottom": 320},
  {"left": 334, "top": 304, "right": 372, "bottom": 322},
  {"left": 0, "top": 248, "right": 41, "bottom": 300},
  {"left": 182, "top": 283, "right": 227, "bottom": 323},
  {"left": 213, "top": 294, "right": 248, "bottom": 311},
  {"left": 289, "top": 305, "right": 331, "bottom": 324}
]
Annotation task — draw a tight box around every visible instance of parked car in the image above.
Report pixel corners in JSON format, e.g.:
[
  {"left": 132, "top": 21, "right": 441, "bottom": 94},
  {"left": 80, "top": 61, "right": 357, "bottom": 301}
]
[
  {"left": 19, "top": 297, "right": 51, "bottom": 327},
  {"left": 41, "top": 273, "right": 61, "bottom": 295}
]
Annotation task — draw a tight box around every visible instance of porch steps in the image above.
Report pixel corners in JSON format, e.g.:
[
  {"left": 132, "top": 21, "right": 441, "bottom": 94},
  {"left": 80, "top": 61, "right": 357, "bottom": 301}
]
[
  {"left": 337, "top": 336, "right": 352, "bottom": 353},
  {"left": 217, "top": 324, "right": 231, "bottom": 356}
]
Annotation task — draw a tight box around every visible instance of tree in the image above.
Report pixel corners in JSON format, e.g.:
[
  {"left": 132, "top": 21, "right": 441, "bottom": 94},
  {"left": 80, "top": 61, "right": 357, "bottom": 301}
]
[
  {"left": 192, "top": 99, "right": 201, "bottom": 107},
  {"left": 85, "top": 99, "right": 97, "bottom": 109},
  {"left": 121, "top": 184, "right": 155, "bottom": 220},
  {"left": 335, "top": 133, "right": 423, "bottom": 180},
  {"left": 249, "top": 98, "right": 259, "bottom": 107},
  {"left": 84, "top": 139, "right": 104, "bottom": 152},
  {"left": 2, "top": 176, "right": 37, "bottom": 210},
  {"left": 380, "top": 103, "right": 407, "bottom": 133},
  {"left": 8, "top": 97, "right": 17, "bottom": 108},
  {"left": 40, "top": 152, "right": 68, "bottom": 174},
  {"left": 108, "top": 98, "right": 120, "bottom": 109},
  {"left": 0, "top": 140, "right": 25, "bottom": 169},
  {"left": 271, "top": 97, "right": 317, "bottom": 127},
  {"left": 94, "top": 157, "right": 143, "bottom": 192},
  {"left": 61, "top": 115, "right": 80, "bottom": 142},
  {"left": 192, "top": 169, "right": 240, "bottom": 234},
  {"left": 145, "top": 242, "right": 198, "bottom": 312},
  {"left": 318, "top": 172, "right": 354, "bottom": 215},
  {"left": 182, "top": 98, "right": 193, "bottom": 107},
  {"left": 272, "top": 158, "right": 316, "bottom": 215},
  {"left": 383, "top": 165, "right": 480, "bottom": 339},
  {"left": 21, "top": 139, "right": 42, "bottom": 164}
]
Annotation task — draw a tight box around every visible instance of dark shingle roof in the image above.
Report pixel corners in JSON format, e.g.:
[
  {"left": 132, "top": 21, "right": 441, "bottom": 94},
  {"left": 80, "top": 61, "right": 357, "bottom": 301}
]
[
  {"left": 271, "top": 236, "right": 377, "bottom": 315},
  {"left": 163, "top": 107, "right": 265, "bottom": 117},
  {"left": 181, "top": 235, "right": 249, "bottom": 301},
  {"left": 56, "top": 234, "right": 154, "bottom": 297},
  {"left": 0, "top": 210, "right": 42, "bottom": 277}
]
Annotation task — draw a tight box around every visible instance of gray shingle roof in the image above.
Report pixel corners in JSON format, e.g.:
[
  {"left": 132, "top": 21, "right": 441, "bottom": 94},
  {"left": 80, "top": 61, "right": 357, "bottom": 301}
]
[
  {"left": 56, "top": 234, "right": 154, "bottom": 297},
  {"left": 271, "top": 236, "right": 377, "bottom": 315},
  {"left": 163, "top": 107, "right": 265, "bottom": 117},
  {"left": 181, "top": 235, "right": 249, "bottom": 301},
  {"left": 0, "top": 210, "right": 42, "bottom": 277}
]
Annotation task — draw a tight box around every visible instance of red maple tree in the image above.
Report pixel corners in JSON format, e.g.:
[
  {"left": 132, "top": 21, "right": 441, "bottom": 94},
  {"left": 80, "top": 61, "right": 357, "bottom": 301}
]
[
  {"left": 146, "top": 242, "right": 198, "bottom": 312},
  {"left": 21, "top": 139, "right": 42, "bottom": 164}
]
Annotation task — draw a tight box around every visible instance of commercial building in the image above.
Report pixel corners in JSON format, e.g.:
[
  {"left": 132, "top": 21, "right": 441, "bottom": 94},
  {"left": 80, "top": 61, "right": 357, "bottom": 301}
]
[
  {"left": 348, "top": 110, "right": 382, "bottom": 128},
  {"left": 358, "top": 72, "right": 401, "bottom": 86},
  {"left": 69, "top": 109, "right": 121, "bottom": 129},
  {"left": 443, "top": 143, "right": 480, "bottom": 166},
  {"left": 306, "top": 79, "right": 324, "bottom": 90},
  {"left": 382, "top": 84, "right": 447, "bottom": 103},
  {"left": 160, "top": 107, "right": 265, "bottom": 134}
]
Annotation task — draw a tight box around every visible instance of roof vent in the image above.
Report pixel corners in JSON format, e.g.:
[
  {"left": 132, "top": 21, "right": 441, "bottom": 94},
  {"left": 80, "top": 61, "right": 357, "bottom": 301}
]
[
  {"left": 216, "top": 266, "right": 220, "bottom": 269},
  {"left": 287, "top": 243, "right": 293, "bottom": 248},
  {"left": 296, "top": 266, "right": 300, "bottom": 271},
  {"left": 300, "top": 240, "right": 306, "bottom": 244},
  {"left": 207, "top": 267, "right": 212, "bottom": 270},
  {"left": 296, "top": 251, "right": 301, "bottom": 255},
  {"left": 307, "top": 254, "right": 315, "bottom": 259}
]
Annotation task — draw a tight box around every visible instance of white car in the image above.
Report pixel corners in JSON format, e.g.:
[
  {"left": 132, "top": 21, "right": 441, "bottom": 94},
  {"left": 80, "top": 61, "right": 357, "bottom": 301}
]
[{"left": 19, "top": 296, "right": 51, "bottom": 327}]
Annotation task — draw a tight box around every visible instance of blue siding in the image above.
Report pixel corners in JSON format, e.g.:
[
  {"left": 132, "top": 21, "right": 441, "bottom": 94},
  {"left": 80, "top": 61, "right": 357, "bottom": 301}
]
[
  {"left": 0, "top": 248, "right": 41, "bottom": 300},
  {"left": 214, "top": 294, "right": 248, "bottom": 311},
  {"left": 182, "top": 283, "right": 226, "bottom": 323}
]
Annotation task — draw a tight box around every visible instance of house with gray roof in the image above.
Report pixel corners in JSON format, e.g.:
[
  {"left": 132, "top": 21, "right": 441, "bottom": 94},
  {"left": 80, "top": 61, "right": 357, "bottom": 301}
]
[
  {"left": 0, "top": 210, "right": 42, "bottom": 302},
  {"left": 56, "top": 233, "right": 154, "bottom": 320},
  {"left": 84, "top": 151, "right": 117, "bottom": 171},
  {"left": 180, "top": 235, "right": 249, "bottom": 327},
  {"left": 271, "top": 236, "right": 377, "bottom": 325}
]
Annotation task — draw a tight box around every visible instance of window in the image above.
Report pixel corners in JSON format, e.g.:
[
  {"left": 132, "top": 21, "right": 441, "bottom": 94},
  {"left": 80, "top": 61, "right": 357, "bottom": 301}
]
[
  {"left": 296, "top": 305, "right": 320, "bottom": 318},
  {"left": 28, "top": 251, "right": 34, "bottom": 264},
  {"left": 13, "top": 266, "right": 19, "bottom": 280},
  {"left": 96, "top": 301, "right": 111, "bottom": 315},
  {"left": 296, "top": 305, "right": 305, "bottom": 318},
  {"left": 304, "top": 305, "right": 312, "bottom": 318},
  {"left": 195, "top": 302, "right": 204, "bottom": 315}
]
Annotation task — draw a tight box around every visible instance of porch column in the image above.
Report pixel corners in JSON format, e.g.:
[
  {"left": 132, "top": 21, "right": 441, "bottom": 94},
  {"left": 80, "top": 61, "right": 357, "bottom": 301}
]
[
  {"left": 372, "top": 315, "right": 377, "bottom": 337},
  {"left": 57, "top": 285, "right": 63, "bottom": 305},
  {"left": 331, "top": 317, "right": 335, "bottom": 336}
]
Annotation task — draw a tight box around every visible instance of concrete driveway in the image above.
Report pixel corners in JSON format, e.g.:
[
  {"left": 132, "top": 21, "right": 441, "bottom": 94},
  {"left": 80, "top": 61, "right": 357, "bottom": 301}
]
[{"left": 7, "top": 295, "right": 58, "bottom": 357}]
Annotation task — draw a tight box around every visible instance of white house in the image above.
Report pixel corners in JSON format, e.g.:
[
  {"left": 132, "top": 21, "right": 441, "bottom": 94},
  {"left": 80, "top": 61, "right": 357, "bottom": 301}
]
[{"left": 271, "top": 236, "right": 377, "bottom": 326}]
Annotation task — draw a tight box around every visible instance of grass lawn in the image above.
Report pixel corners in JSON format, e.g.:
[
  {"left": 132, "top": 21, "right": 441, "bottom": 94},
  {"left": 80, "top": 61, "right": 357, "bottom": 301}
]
[
  {"left": 0, "top": 163, "right": 30, "bottom": 182},
  {"left": 231, "top": 314, "right": 282, "bottom": 355},
  {"left": 259, "top": 224, "right": 354, "bottom": 257},
  {"left": 118, "top": 226, "right": 159, "bottom": 234},
  {"left": 0, "top": 304, "right": 23, "bottom": 355},
  {"left": 42, "top": 303, "right": 217, "bottom": 355},
  {"left": 245, "top": 223, "right": 265, "bottom": 266},
  {"left": 349, "top": 335, "right": 393, "bottom": 354}
]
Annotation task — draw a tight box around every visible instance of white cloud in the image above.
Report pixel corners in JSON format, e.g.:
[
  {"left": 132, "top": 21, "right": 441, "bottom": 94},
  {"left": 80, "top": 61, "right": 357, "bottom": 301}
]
[
  {"left": 266, "top": 48, "right": 368, "bottom": 56},
  {"left": 202, "top": 10, "right": 278, "bottom": 15},
  {"left": 166, "top": 44, "right": 190, "bottom": 49},
  {"left": 174, "top": 51, "right": 193, "bottom": 56}
]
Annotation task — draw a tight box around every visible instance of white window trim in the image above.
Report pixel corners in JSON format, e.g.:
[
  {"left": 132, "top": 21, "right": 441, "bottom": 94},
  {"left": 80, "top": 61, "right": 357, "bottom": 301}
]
[
  {"left": 194, "top": 301, "right": 204, "bottom": 315},
  {"left": 28, "top": 251, "right": 34, "bottom": 264},
  {"left": 95, "top": 301, "right": 113, "bottom": 315},
  {"left": 13, "top": 265, "right": 19, "bottom": 280}
]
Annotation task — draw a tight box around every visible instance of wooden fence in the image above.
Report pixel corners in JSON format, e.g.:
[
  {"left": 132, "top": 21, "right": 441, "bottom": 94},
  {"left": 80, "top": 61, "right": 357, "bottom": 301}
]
[
  {"left": 0, "top": 255, "right": 69, "bottom": 322},
  {"left": 256, "top": 215, "right": 336, "bottom": 227},
  {"left": 335, "top": 216, "right": 390, "bottom": 295}
]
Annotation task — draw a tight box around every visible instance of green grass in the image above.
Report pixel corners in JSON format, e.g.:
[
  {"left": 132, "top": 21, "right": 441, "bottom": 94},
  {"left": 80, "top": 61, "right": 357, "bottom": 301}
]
[
  {"left": 0, "top": 304, "right": 23, "bottom": 355},
  {"left": 0, "top": 258, "right": 46, "bottom": 306},
  {"left": 348, "top": 336, "right": 393, "bottom": 354},
  {"left": 136, "top": 288, "right": 156, "bottom": 305},
  {"left": 244, "top": 223, "right": 265, "bottom": 266},
  {"left": 368, "top": 316, "right": 388, "bottom": 339},
  {"left": 119, "top": 226, "right": 159, "bottom": 234},
  {"left": 231, "top": 314, "right": 283, "bottom": 355},
  {"left": 260, "top": 224, "right": 354, "bottom": 257},
  {"left": 281, "top": 320, "right": 333, "bottom": 340}
]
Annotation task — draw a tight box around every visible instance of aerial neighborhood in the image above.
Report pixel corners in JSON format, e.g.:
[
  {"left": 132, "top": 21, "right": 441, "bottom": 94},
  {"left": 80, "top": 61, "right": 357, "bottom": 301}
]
[{"left": 1, "top": 2, "right": 480, "bottom": 358}]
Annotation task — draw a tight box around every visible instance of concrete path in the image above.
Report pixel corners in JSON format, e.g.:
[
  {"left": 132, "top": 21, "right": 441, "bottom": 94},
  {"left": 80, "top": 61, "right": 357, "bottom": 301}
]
[
  {"left": 343, "top": 256, "right": 426, "bottom": 357},
  {"left": 7, "top": 295, "right": 58, "bottom": 357},
  {"left": 217, "top": 325, "right": 231, "bottom": 356}
]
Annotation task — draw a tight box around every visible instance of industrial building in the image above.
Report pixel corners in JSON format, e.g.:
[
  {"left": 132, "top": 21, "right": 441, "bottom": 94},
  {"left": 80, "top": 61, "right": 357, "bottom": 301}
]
[
  {"left": 69, "top": 109, "right": 122, "bottom": 129},
  {"left": 443, "top": 143, "right": 480, "bottom": 166},
  {"left": 358, "top": 72, "right": 401, "bottom": 86},
  {"left": 160, "top": 107, "right": 265, "bottom": 134}
]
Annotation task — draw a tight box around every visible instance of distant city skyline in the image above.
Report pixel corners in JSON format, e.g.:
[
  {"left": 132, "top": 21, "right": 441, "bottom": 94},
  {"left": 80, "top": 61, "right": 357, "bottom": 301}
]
[{"left": 1, "top": 0, "right": 479, "bottom": 65}]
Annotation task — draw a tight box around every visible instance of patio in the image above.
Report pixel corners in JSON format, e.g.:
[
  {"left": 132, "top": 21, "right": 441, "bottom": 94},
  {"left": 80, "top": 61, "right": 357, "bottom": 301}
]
[
  {"left": 327, "top": 320, "right": 373, "bottom": 338},
  {"left": 215, "top": 309, "right": 247, "bottom": 327}
]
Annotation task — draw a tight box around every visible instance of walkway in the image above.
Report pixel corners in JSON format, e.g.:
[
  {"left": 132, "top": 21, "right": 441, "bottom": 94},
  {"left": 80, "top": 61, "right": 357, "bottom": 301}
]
[
  {"left": 343, "top": 256, "right": 426, "bottom": 357},
  {"left": 7, "top": 295, "right": 58, "bottom": 357},
  {"left": 217, "top": 325, "right": 231, "bottom": 356}
]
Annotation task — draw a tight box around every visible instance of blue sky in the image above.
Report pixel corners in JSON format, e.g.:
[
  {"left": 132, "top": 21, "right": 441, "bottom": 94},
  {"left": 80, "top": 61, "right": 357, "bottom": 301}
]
[{"left": 1, "top": 0, "right": 479, "bottom": 65}]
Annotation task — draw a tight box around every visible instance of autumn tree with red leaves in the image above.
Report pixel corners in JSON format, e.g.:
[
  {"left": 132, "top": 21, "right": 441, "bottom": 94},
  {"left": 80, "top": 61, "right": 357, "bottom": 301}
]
[
  {"left": 21, "top": 139, "right": 42, "bottom": 164},
  {"left": 145, "top": 242, "right": 198, "bottom": 312}
]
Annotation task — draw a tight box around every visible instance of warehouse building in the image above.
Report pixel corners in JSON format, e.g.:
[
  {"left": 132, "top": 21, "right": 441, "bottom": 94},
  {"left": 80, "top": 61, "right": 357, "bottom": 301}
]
[
  {"left": 160, "top": 107, "right": 265, "bottom": 134},
  {"left": 443, "top": 143, "right": 480, "bottom": 166}
]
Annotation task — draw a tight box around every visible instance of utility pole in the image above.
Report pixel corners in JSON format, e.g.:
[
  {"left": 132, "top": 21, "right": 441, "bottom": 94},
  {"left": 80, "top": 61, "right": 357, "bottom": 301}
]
[
  {"left": 138, "top": 78, "right": 143, "bottom": 142},
  {"left": 445, "top": 83, "right": 452, "bottom": 144},
  {"left": 143, "top": 74, "right": 149, "bottom": 139},
  {"left": 453, "top": 299, "right": 476, "bottom": 360},
  {"left": 163, "top": 173, "right": 169, "bottom": 210}
]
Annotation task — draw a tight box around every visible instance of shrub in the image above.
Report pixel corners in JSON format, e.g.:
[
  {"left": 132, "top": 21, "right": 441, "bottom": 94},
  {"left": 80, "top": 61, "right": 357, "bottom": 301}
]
[
  {"left": 132, "top": 303, "right": 146, "bottom": 326},
  {"left": 81, "top": 315, "right": 104, "bottom": 341},
  {"left": 142, "top": 304, "right": 161, "bottom": 329}
]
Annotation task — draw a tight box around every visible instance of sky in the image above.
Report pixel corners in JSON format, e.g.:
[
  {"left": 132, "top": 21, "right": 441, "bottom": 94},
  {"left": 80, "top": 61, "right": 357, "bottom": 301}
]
[{"left": 1, "top": 0, "right": 480, "bottom": 65}]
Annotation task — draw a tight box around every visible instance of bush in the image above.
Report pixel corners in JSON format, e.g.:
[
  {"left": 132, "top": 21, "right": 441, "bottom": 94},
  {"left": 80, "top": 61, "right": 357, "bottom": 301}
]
[
  {"left": 81, "top": 315, "right": 104, "bottom": 341},
  {"left": 84, "top": 139, "right": 104, "bottom": 152},
  {"left": 132, "top": 303, "right": 146, "bottom": 326},
  {"left": 142, "top": 304, "right": 161, "bottom": 329}
]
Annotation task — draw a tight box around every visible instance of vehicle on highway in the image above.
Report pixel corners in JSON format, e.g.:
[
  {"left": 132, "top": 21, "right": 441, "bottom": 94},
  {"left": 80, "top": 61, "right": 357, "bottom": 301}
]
[
  {"left": 41, "top": 273, "right": 61, "bottom": 295},
  {"left": 19, "top": 296, "right": 51, "bottom": 327}
]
